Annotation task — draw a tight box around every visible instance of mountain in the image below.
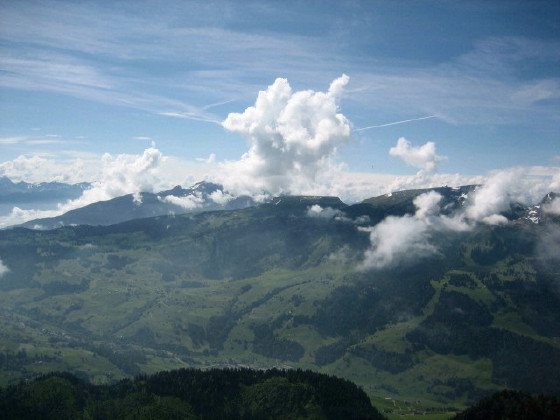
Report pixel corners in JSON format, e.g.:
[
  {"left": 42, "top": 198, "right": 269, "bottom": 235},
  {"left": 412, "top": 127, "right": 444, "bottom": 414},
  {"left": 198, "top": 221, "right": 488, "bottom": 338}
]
[
  {"left": 0, "top": 176, "right": 90, "bottom": 215},
  {"left": 0, "top": 176, "right": 91, "bottom": 200},
  {"left": 0, "top": 186, "right": 559, "bottom": 412},
  {"left": 16, "top": 181, "right": 256, "bottom": 230}
]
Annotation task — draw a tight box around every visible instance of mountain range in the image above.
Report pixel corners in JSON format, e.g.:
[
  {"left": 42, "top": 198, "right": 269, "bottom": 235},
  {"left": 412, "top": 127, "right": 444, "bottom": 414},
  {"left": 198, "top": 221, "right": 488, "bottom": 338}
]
[
  {"left": 15, "top": 181, "right": 256, "bottom": 230},
  {"left": 0, "top": 176, "right": 90, "bottom": 216},
  {"left": 0, "top": 176, "right": 90, "bottom": 200},
  {"left": 0, "top": 182, "right": 558, "bottom": 413}
]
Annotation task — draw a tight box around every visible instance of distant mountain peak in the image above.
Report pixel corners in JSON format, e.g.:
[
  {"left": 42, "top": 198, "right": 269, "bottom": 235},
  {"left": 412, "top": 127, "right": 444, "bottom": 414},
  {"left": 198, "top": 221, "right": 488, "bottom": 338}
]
[{"left": 192, "top": 180, "right": 222, "bottom": 193}]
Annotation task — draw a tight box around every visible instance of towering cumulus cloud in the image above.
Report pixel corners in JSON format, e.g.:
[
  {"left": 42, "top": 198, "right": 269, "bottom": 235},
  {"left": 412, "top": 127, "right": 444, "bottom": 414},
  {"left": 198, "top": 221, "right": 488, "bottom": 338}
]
[{"left": 221, "top": 75, "right": 351, "bottom": 196}]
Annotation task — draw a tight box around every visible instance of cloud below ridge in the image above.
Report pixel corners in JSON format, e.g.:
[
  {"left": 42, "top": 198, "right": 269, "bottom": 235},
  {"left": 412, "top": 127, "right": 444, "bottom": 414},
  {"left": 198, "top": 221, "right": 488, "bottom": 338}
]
[{"left": 360, "top": 168, "right": 559, "bottom": 270}]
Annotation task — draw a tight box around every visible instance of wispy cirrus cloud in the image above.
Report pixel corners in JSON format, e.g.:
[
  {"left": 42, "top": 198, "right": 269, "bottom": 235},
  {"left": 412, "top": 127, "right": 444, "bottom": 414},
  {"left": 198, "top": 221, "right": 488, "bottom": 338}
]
[
  {"left": 0, "top": 134, "right": 80, "bottom": 148},
  {"left": 0, "top": 137, "right": 26, "bottom": 144},
  {"left": 351, "top": 37, "right": 560, "bottom": 126},
  {"left": 1, "top": 1, "right": 558, "bottom": 131}
]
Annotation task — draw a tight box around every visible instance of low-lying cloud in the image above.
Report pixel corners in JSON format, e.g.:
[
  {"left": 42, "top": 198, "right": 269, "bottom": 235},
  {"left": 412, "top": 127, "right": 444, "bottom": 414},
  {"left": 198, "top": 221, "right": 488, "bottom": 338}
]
[
  {"left": 306, "top": 205, "right": 343, "bottom": 219},
  {"left": 360, "top": 191, "right": 443, "bottom": 269},
  {"left": 360, "top": 168, "right": 559, "bottom": 270},
  {"left": 161, "top": 194, "right": 204, "bottom": 210},
  {"left": 543, "top": 198, "right": 560, "bottom": 215}
]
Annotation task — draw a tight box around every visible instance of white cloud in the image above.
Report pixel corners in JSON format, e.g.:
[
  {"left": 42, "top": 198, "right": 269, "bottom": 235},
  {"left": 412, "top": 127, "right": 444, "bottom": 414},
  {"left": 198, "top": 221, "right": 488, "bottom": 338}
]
[
  {"left": 26, "top": 139, "right": 69, "bottom": 145},
  {"left": 550, "top": 172, "right": 560, "bottom": 191},
  {"left": 0, "top": 155, "right": 89, "bottom": 183},
  {"left": 219, "top": 75, "right": 351, "bottom": 196},
  {"left": 307, "top": 205, "right": 342, "bottom": 219},
  {"left": 463, "top": 168, "right": 535, "bottom": 224},
  {"left": 359, "top": 191, "right": 446, "bottom": 269},
  {"left": 0, "top": 147, "right": 170, "bottom": 227},
  {"left": 386, "top": 171, "right": 484, "bottom": 196},
  {"left": 209, "top": 189, "right": 233, "bottom": 205},
  {"left": 0, "top": 258, "right": 9, "bottom": 278},
  {"left": 413, "top": 190, "right": 443, "bottom": 220},
  {"left": 161, "top": 194, "right": 203, "bottom": 210},
  {"left": 543, "top": 198, "right": 560, "bottom": 215},
  {"left": 359, "top": 215, "right": 435, "bottom": 270},
  {"left": 389, "top": 137, "right": 446, "bottom": 172},
  {"left": 0, "top": 207, "right": 60, "bottom": 229},
  {"left": 359, "top": 168, "right": 557, "bottom": 270}
]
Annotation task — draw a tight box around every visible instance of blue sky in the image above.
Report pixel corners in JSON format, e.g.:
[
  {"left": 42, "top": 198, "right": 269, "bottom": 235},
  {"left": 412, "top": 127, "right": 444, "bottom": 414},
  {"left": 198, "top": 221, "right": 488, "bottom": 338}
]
[{"left": 0, "top": 0, "right": 559, "bottom": 201}]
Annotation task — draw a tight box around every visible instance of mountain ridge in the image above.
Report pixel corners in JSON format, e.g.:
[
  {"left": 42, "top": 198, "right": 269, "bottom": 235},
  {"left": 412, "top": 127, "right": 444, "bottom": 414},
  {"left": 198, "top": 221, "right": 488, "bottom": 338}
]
[{"left": 13, "top": 181, "right": 554, "bottom": 231}]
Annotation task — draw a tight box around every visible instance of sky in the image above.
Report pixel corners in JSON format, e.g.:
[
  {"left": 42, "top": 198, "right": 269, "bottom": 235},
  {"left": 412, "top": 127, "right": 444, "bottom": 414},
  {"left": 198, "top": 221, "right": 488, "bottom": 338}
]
[{"left": 0, "top": 0, "right": 559, "bottom": 217}]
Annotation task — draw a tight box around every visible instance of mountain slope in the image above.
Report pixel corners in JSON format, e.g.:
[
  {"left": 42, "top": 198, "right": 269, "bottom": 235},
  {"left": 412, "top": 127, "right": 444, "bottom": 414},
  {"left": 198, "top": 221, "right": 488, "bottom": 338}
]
[{"left": 0, "top": 189, "right": 558, "bottom": 409}]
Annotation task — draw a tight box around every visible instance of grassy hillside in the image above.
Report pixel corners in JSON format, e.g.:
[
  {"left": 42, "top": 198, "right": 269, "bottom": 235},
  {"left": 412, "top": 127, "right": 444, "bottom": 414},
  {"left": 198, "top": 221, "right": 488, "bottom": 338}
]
[{"left": 0, "top": 196, "right": 558, "bottom": 411}]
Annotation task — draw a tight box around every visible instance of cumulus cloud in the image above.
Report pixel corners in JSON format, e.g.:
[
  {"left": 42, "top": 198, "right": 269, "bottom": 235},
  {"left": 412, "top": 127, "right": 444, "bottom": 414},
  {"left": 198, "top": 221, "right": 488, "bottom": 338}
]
[
  {"left": 389, "top": 137, "right": 446, "bottom": 172},
  {"left": 0, "top": 258, "right": 9, "bottom": 278},
  {"left": 0, "top": 154, "right": 88, "bottom": 183},
  {"left": 219, "top": 75, "right": 351, "bottom": 196}
]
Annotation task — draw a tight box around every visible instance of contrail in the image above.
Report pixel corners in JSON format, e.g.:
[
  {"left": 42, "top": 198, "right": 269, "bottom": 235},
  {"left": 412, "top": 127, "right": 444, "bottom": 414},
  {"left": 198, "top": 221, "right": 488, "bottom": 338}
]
[
  {"left": 202, "top": 99, "right": 235, "bottom": 111},
  {"left": 158, "top": 112, "right": 222, "bottom": 125},
  {"left": 354, "top": 115, "right": 437, "bottom": 132}
]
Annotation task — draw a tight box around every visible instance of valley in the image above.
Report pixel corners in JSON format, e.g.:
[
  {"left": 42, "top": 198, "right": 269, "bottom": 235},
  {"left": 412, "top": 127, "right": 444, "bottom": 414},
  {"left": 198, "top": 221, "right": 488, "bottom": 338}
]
[{"left": 1, "top": 188, "right": 559, "bottom": 412}]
